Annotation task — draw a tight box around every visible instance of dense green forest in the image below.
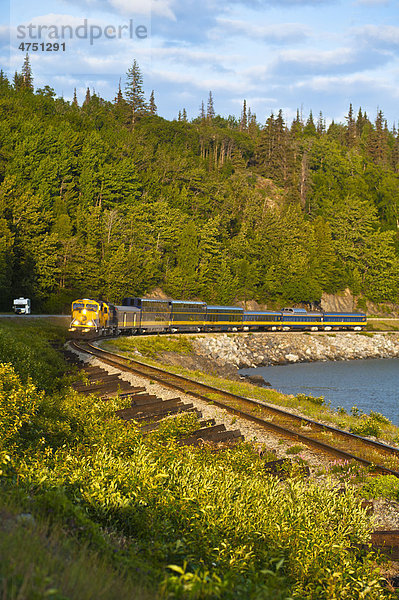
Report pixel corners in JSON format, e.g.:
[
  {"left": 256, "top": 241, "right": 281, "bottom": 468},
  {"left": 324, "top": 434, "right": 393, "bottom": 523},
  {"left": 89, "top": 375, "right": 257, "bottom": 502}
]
[{"left": 1, "top": 57, "right": 399, "bottom": 312}]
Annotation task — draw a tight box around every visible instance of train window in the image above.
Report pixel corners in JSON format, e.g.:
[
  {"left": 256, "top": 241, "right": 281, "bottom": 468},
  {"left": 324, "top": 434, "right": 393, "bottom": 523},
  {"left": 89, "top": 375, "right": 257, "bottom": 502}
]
[
  {"left": 86, "top": 303, "right": 98, "bottom": 311},
  {"left": 73, "top": 303, "right": 84, "bottom": 310}
]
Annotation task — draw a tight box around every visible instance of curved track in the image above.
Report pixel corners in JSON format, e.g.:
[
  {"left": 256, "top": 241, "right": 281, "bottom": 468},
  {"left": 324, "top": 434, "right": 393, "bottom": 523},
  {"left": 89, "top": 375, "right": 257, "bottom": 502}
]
[{"left": 71, "top": 340, "right": 399, "bottom": 477}]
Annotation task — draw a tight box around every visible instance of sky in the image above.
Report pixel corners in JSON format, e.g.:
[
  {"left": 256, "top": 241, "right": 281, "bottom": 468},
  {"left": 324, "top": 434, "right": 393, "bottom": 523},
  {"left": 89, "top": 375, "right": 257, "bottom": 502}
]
[{"left": 0, "top": 0, "right": 398, "bottom": 127}]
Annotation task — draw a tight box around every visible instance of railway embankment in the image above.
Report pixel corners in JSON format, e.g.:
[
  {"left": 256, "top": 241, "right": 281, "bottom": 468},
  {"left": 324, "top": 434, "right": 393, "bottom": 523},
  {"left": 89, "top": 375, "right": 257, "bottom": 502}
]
[{"left": 189, "top": 332, "right": 399, "bottom": 371}]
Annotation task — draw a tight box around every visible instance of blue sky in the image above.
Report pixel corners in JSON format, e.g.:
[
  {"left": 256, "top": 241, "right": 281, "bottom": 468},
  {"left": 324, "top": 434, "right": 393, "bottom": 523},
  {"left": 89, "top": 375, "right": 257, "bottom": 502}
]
[{"left": 1, "top": 0, "right": 398, "bottom": 127}]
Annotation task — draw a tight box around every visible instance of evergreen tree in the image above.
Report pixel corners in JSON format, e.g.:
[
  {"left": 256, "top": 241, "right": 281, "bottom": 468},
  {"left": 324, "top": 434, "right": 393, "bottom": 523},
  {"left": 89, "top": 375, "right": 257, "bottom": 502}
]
[
  {"left": 13, "top": 71, "right": 24, "bottom": 92},
  {"left": 83, "top": 87, "right": 91, "bottom": 106},
  {"left": 207, "top": 91, "right": 215, "bottom": 121},
  {"left": 240, "top": 100, "right": 247, "bottom": 131},
  {"left": 114, "top": 80, "right": 124, "bottom": 104},
  {"left": 316, "top": 111, "right": 325, "bottom": 135},
  {"left": 149, "top": 90, "right": 157, "bottom": 115},
  {"left": 21, "top": 53, "right": 33, "bottom": 91},
  {"left": 303, "top": 110, "right": 316, "bottom": 136},
  {"left": 199, "top": 100, "right": 206, "bottom": 122},
  {"left": 291, "top": 109, "right": 303, "bottom": 138},
  {"left": 72, "top": 88, "right": 78, "bottom": 107},
  {"left": 345, "top": 103, "right": 356, "bottom": 147},
  {"left": 125, "top": 59, "right": 148, "bottom": 125},
  {"left": 182, "top": 108, "right": 188, "bottom": 122}
]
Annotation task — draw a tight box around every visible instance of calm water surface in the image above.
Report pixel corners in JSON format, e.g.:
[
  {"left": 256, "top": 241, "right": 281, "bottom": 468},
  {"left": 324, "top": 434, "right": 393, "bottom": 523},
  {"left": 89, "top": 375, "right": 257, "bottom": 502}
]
[{"left": 239, "top": 358, "right": 399, "bottom": 425}]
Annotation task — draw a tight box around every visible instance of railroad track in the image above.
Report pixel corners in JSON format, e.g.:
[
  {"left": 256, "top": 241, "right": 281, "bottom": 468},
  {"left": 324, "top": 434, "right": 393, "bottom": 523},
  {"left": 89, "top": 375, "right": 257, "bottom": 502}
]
[
  {"left": 66, "top": 345, "right": 244, "bottom": 447},
  {"left": 69, "top": 340, "right": 399, "bottom": 477}
]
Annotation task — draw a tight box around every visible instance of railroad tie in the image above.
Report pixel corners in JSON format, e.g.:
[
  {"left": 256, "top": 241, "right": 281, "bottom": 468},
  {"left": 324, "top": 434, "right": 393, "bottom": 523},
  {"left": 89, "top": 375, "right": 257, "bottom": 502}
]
[
  {"left": 72, "top": 373, "right": 122, "bottom": 391},
  {"left": 139, "top": 417, "right": 214, "bottom": 435},
  {"left": 100, "top": 387, "right": 146, "bottom": 400},
  {"left": 118, "top": 400, "right": 192, "bottom": 422},
  {"left": 75, "top": 379, "right": 133, "bottom": 396}
]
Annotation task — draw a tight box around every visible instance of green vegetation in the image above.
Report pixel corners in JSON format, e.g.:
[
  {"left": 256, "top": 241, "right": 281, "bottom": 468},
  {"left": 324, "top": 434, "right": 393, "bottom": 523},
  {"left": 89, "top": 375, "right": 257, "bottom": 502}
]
[
  {"left": 2, "top": 60, "right": 399, "bottom": 313},
  {"left": 285, "top": 445, "right": 305, "bottom": 455},
  {"left": 0, "top": 319, "right": 67, "bottom": 389},
  {"left": 296, "top": 392, "right": 326, "bottom": 406},
  {"left": 366, "top": 320, "right": 399, "bottom": 332},
  {"left": 361, "top": 475, "right": 399, "bottom": 500},
  {"left": 110, "top": 334, "right": 194, "bottom": 359},
  {"left": 0, "top": 322, "right": 395, "bottom": 598}
]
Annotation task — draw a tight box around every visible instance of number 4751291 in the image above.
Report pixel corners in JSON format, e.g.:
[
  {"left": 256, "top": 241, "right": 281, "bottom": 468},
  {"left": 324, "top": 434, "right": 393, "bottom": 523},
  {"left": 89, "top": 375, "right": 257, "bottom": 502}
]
[{"left": 19, "top": 42, "right": 66, "bottom": 52}]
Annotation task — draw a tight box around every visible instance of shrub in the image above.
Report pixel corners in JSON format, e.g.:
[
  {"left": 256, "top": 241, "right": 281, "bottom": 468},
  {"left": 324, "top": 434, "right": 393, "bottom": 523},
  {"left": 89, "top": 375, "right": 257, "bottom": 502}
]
[
  {"left": 361, "top": 475, "right": 399, "bottom": 500},
  {"left": 350, "top": 417, "right": 381, "bottom": 438},
  {"left": 369, "top": 411, "right": 391, "bottom": 425},
  {"left": 296, "top": 393, "right": 325, "bottom": 406}
]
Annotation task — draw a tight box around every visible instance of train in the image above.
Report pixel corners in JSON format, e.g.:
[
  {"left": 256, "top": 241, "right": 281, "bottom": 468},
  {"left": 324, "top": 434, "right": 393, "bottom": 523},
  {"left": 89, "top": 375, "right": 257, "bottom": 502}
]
[{"left": 68, "top": 297, "right": 367, "bottom": 338}]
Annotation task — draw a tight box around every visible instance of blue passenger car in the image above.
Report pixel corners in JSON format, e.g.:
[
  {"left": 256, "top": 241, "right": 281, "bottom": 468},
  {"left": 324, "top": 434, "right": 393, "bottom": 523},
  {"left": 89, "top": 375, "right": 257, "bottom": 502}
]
[
  {"left": 322, "top": 312, "right": 366, "bottom": 330},
  {"left": 281, "top": 308, "right": 323, "bottom": 330},
  {"left": 122, "top": 297, "right": 170, "bottom": 332},
  {"left": 169, "top": 300, "right": 207, "bottom": 332},
  {"left": 242, "top": 311, "right": 282, "bottom": 330},
  {"left": 205, "top": 305, "right": 244, "bottom": 331}
]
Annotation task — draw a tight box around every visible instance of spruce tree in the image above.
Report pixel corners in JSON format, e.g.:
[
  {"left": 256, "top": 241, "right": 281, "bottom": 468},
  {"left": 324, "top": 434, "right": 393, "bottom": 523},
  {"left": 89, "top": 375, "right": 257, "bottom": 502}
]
[
  {"left": 303, "top": 110, "right": 316, "bottom": 136},
  {"left": 72, "top": 88, "right": 78, "bottom": 107},
  {"left": 125, "top": 60, "right": 148, "bottom": 125},
  {"left": 149, "top": 90, "right": 157, "bottom": 115},
  {"left": 21, "top": 53, "right": 33, "bottom": 91},
  {"left": 83, "top": 87, "right": 91, "bottom": 106},
  {"left": 345, "top": 103, "right": 356, "bottom": 147},
  {"left": 240, "top": 99, "right": 247, "bottom": 131},
  {"left": 207, "top": 91, "right": 215, "bottom": 121},
  {"left": 114, "top": 80, "right": 124, "bottom": 104},
  {"left": 316, "top": 111, "right": 325, "bottom": 135},
  {"left": 13, "top": 71, "right": 24, "bottom": 92},
  {"left": 182, "top": 108, "right": 188, "bottom": 122},
  {"left": 199, "top": 100, "right": 205, "bottom": 122}
]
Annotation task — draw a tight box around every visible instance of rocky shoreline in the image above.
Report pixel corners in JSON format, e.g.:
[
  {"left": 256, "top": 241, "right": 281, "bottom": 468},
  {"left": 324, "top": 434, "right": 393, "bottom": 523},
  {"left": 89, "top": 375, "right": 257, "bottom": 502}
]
[{"left": 188, "top": 332, "right": 399, "bottom": 372}]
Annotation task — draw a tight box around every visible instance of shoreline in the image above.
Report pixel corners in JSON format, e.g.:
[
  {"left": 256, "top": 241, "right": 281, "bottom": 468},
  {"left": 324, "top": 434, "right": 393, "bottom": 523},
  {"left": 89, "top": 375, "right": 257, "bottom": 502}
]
[{"left": 189, "top": 331, "right": 399, "bottom": 371}]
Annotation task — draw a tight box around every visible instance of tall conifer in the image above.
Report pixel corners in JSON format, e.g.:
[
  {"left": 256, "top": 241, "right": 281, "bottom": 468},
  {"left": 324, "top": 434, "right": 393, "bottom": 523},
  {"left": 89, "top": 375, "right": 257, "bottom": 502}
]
[
  {"left": 199, "top": 100, "right": 205, "bottom": 122},
  {"left": 21, "top": 53, "right": 33, "bottom": 90},
  {"left": 149, "top": 90, "right": 157, "bottom": 115},
  {"left": 240, "top": 100, "right": 247, "bottom": 131},
  {"left": 207, "top": 91, "right": 215, "bottom": 121},
  {"left": 83, "top": 87, "right": 91, "bottom": 106},
  {"left": 125, "top": 60, "right": 148, "bottom": 125}
]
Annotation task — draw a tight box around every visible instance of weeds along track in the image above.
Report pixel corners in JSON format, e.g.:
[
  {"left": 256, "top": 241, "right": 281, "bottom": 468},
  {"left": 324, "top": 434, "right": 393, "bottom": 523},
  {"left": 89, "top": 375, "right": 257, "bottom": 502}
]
[{"left": 71, "top": 341, "right": 399, "bottom": 476}]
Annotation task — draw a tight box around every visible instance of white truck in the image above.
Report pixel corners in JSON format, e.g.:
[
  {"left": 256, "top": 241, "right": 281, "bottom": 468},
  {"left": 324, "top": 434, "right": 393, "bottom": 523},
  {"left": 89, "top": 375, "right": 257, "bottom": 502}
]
[{"left": 13, "top": 297, "right": 31, "bottom": 314}]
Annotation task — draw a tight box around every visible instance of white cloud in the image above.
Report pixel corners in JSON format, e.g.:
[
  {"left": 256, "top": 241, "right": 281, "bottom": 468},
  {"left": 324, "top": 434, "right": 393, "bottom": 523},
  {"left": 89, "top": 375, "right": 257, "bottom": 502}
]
[
  {"left": 151, "top": 67, "right": 250, "bottom": 92},
  {"left": 109, "top": 0, "right": 175, "bottom": 20},
  {"left": 354, "top": 24, "right": 399, "bottom": 46},
  {"left": 216, "top": 18, "right": 311, "bottom": 44},
  {"left": 355, "top": 0, "right": 389, "bottom": 5}
]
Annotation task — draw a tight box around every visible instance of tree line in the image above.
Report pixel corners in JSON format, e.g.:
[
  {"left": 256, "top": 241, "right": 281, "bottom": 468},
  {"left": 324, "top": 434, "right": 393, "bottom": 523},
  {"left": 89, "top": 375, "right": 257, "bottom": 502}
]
[{"left": 0, "top": 56, "right": 399, "bottom": 312}]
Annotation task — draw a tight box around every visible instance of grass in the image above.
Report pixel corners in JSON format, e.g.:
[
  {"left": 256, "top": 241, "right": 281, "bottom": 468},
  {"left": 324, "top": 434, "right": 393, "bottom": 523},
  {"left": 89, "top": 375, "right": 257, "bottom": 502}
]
[
  {"left": 0, "top": 320, "right": 68, "bottom": 391},
  {"left": 366, "top": 320, "right": 399, "bottom": 332},
  {"left": 106, "top": 334, "right": 194, "bottom": 359},
  {"left": 0, "top": 499, "right": 151, "bottom": 600}
]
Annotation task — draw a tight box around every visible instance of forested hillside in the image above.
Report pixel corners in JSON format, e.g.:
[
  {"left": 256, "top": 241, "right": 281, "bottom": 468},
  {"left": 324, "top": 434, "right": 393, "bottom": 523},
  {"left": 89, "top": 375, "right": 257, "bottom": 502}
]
[{"left": 1, "top": 58, "right": 399, "bottom": 312}]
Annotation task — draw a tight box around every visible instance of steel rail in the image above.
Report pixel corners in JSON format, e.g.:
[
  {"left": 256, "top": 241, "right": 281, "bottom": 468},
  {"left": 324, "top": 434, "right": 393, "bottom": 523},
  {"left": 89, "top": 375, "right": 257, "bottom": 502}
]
[{"left": 70, "top": 341, "right": 399, "bottom": 477}]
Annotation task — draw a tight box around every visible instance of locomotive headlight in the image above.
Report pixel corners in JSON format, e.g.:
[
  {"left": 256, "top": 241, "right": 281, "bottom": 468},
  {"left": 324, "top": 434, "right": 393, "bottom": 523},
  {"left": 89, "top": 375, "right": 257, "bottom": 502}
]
[
  {"left": 87, "top": 320, "right": 95, "bottom": 327},
  {"left": 82, "top": 309, "right": 87, "bottom": 315},
  {"left": 72, "top": 320, "right": 80, "bottom": 326}
]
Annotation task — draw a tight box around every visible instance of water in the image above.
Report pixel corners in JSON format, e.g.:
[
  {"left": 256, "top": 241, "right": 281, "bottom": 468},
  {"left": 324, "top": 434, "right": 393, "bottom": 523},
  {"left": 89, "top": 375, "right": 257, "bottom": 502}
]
[{"left": 239, "top": 358, "right": 399, "bottom": 425}]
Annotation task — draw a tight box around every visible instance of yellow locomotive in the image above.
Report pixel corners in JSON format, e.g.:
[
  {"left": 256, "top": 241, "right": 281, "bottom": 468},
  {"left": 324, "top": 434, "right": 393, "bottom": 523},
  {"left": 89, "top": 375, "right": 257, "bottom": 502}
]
[{"left": 69, "top": 299, "right": 112, "bottom": 337}]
